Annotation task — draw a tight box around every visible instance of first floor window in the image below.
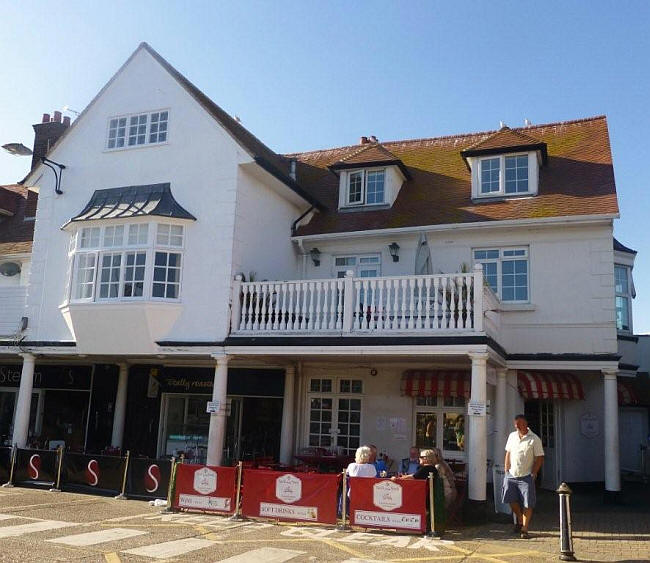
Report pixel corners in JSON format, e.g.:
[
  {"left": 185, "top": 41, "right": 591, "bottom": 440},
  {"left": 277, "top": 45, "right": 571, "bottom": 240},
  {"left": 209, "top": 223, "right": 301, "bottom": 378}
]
[
  {"left": 123, "top": 251, "right": 146, "bottom": 297},
  {"left": 474, "top": 247, "right": 529, "bottom": 302},
  {"left": 615, "top": 264, "right": 632, "bottom": 332},
  {"left": 335, "top": 254, "right": 381, "bottom": 278},
  {"left": 73, "top": 253, "right": 97, "bottom": 300},
  {"left": 153, "top": 252, "right": 181, "bottom": 298},
  {"left": 98, "top": 253, "right": 122, "bottom": 298}
]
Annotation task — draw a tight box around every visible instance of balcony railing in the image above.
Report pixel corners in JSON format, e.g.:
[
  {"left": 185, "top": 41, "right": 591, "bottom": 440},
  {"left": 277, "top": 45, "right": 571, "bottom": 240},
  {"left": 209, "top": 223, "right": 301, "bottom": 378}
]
[{"left": 230, "top": 265, "right": 498, "bottom": 336}]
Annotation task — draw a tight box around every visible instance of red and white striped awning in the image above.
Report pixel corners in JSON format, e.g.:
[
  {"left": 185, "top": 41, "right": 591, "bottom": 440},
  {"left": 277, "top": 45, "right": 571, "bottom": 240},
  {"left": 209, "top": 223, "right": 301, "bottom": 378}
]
[
  {"left": 618, "top": 379, "right": 639, "bottom": 406},
  {"left": 517, "top": 372, "right": 584, "bottom": 400},
  {"left": 401, "top": 370, "right": 470, "bottom": 398}
]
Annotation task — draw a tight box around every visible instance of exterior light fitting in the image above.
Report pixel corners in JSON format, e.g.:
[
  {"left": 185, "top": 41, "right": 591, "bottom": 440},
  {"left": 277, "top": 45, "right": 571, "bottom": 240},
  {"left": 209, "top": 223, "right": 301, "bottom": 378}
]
[
  {"left": 310, "top": 247, "right": 321, "bottom": 267},
  {"left": 2, "top": 143, "right": 66, "bottom": 195},
  {"left": 389, "top": 242, "right": 400, "bottom": 262}
]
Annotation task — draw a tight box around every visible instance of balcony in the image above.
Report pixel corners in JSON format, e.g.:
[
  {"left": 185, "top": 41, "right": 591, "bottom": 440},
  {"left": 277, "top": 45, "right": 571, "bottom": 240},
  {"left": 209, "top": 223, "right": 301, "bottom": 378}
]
[
  {"left": 230, "top": 265, "right": 500, "bottom": 337},
  {"left": 0, "top": 286, "right": 27, "bottom": 337}
]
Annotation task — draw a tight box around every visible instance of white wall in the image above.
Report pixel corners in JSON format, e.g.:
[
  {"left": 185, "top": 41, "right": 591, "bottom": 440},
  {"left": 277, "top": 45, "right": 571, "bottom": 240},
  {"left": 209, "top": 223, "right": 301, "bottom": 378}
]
[
  {"left": 300, "top": 221, "right": 617, "bottom": 356},
  {"left": 24, "top": 47, "right": 252, "bottom": 348}
]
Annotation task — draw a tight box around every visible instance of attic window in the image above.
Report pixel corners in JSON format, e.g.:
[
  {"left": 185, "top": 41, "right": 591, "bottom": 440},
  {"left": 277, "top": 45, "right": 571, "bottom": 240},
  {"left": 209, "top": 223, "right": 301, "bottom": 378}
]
[
  {"left": 106, "top": 110, "right": 169, "bottom": 150},
  {"left": 473, "top": 152, "right": 537, "bottom": 199},
  {"left": 345, "top": 169, "right": 385, "bottom": 206}
]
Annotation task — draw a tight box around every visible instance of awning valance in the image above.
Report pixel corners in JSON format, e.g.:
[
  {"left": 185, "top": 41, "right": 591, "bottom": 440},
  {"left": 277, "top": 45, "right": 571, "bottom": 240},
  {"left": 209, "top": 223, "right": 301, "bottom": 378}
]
[
  {"left": 517, "top": 372, "right": 584, "bottom": 400},
  {"left": 618, "top": 379, "right": 640, "bottom": 406},
  {"left": 401, "top": 370, "right": 470, "bottom": 398}
]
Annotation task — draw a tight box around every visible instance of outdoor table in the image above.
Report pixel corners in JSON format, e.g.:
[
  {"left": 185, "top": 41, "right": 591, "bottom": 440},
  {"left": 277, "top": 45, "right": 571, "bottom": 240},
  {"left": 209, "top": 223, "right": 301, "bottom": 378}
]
[{"left": 294, "top": 454, "right": 353, "bottom": 472}]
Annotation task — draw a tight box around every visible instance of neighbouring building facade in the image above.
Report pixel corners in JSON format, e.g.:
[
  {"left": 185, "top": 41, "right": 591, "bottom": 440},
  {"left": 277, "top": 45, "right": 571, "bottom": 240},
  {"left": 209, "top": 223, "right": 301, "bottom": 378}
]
[{"left": 1, "top": 43, "right": 648, "bottom": 511}]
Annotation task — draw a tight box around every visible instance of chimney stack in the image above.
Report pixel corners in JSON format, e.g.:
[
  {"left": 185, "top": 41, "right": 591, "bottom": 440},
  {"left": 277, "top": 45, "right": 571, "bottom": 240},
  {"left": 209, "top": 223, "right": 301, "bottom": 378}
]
[
  {"left": 360, "top": 136, "right": 369, "bottom": 145},
  {"left": 31, "top": 110, "right": 71, "bottom": 170}
]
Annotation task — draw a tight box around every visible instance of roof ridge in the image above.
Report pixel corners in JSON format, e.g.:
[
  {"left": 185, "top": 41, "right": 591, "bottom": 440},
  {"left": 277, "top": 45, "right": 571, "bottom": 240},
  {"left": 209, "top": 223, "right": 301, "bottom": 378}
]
[
  {"left": 337, "top": 142, "right": 397, "bottom": 163},
  {"left": 284, "top": 115, "right": 608, "bottom": 158}
]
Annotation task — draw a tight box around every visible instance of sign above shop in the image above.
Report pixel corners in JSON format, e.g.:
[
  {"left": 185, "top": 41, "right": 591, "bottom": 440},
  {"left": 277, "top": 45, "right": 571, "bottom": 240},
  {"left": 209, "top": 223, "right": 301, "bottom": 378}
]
[{"left": 0, "top": 364, "right": 92, "bottom": 390}]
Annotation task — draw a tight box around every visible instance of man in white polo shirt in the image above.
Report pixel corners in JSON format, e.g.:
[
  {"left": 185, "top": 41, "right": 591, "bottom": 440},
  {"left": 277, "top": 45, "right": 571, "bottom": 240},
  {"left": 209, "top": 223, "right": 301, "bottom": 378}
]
[{"left": 503, "top": 414, "right": 544, "bottom": 539}]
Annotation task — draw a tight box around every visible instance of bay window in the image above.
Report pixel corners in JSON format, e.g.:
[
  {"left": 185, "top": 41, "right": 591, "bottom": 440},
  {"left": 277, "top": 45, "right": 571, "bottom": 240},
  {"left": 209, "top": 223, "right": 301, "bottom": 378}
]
[
  {"left": 615, "top": 265, "right": 632, "bottom": 331},
  {"left": 70, "top": 222, "right": 185, "bottom": 302}
]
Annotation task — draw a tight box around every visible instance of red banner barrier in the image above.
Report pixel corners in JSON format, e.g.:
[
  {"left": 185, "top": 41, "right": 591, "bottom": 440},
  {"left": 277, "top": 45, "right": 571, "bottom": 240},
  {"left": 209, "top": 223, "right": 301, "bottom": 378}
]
[
  {"left": 349, "top": 477, "right": 427, "bottom": 533},
  {"left": 241, "top": 470, "right": 340, "bottom": 525},
  {"left": 172, "top": 464, "right": 237, "bottom": 513}
]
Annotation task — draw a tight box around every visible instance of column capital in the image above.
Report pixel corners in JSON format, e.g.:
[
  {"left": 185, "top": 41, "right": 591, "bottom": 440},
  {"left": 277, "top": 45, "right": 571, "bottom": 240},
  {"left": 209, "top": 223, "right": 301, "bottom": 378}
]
[
  {"left": 602, "top": 368, "right": 618, "bottom": 380},
  {"left": 285, "top": 365, "right": 296, "bottom": 376},
  {"left": 117, "top": 362, "right": 129, "bottom": 370},
  {"left": 211, "top": 353, "right": 231, "bottom": 365},
  {"left": 468, "top": 352, "right": 489, "bottom": 364},
  {"left": 19, "top": 352, "right": 35, "bottom": 362},
  {"left": 496, "top": 367, "right": 507, "bottom": 378}
]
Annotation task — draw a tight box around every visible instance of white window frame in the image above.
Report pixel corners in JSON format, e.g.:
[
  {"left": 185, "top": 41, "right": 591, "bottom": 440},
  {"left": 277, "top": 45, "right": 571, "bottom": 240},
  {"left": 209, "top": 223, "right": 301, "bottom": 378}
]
[
  {"left": 69, "top": 220, "right": 186, "bottom": 304},
  {"left": 305, "top": 376, "right": 364, "bottom": 455},
  {"left": 473, "top": 246, "right": 530, "bottom": 303},
  {"left": 105, "top": 109, "right": 169, "bottom": 151},
  {"left": 413, "top": 397, "right": 467, "bottom": 461},
  {"left": 333, "top": 253, "right": 381, "bottom": 278},
  {"left": 472, "top": 151, "right": 538, "bottom": 199},
  {"left": 614, "top": 264, "right": 633, "bottom": 333},
  {"left": 344, "top": 168, "right": 386, "bottom": 207}
]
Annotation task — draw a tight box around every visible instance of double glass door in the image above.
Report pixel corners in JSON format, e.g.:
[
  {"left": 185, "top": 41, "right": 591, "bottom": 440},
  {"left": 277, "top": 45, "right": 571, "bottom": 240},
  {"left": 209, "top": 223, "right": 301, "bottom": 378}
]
[{"left": 413, "top": 396, "right": 466, "bottom": 459}]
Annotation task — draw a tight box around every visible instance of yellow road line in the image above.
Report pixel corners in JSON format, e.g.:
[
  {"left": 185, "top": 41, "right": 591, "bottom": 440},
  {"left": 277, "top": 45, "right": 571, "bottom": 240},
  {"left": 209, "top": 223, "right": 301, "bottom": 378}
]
[
  {"left": 104, "top": 553, "right": 121, "bottom": 563},
  {"left": 319, "top": 537, "right": 368, "bottom": 559}
]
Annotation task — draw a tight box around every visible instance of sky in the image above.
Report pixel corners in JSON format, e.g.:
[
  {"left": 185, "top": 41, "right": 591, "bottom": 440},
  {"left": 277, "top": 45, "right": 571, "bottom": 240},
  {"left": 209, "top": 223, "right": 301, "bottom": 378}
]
[{"left": 1, "top": 1, "right": 648, "bottom": 331}]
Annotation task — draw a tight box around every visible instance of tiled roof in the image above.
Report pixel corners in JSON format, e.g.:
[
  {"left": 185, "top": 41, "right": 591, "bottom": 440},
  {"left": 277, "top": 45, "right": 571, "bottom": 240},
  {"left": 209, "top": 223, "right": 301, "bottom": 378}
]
[
  {"left": 67, "top": 183, "right": 196, "bottom": 224},
  {"left": 329, "top": 142, "right": 411, "bottom": 179},
  {"left": 0, "top": 185, "right": 35, "bottom": 255},
  {"left": 463, "top": 126, "right": 544, "bottom": 153},
  {"left": 290, "top": 116, "right": 618, "bottom": 237}
]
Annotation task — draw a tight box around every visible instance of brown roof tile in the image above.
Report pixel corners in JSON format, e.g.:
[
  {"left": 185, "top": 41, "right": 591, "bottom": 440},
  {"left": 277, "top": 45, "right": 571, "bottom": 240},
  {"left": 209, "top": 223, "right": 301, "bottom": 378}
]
[
  {"left": 290, "top": 116, "right": 618, "bottom": 237},
  {"left": 463, "top": 126, "right": 543, "bottom": 152},
  {"left": 0, "top": 185, "right": 35, "bottom": 255}
]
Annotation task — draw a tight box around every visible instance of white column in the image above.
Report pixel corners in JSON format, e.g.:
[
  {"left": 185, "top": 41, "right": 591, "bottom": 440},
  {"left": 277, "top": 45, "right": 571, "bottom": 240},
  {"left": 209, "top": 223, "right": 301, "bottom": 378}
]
[
  {"left": 468, "top": 352, "right": 488, "bottom": 501},
  {"left": 111, "top": 363, "right": 129, "bottom": 449},
  {"left": 279, "top": 365, "right": 296, "bottom": 465},
  {"left": 493, "top": 367, "right": 508, "bottom": 466},
  {"left": 603, "top": 369, "right": 621, "bottom": 492},
  {"left": 207, "top": 355, "right": 230, "bottom": 466},
  {"left": 13, "top": 353, "right": 36, "bottom": 448}
]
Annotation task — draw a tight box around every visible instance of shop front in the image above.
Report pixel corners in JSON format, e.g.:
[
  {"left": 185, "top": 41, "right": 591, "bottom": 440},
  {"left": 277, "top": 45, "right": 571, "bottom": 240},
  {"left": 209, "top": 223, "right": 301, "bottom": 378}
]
[
  {"left": 0, "top": 363, "right": 93, "bottom": 451},
  {"left": 124, "top": 365, "right": 285, "bottom": 465}
]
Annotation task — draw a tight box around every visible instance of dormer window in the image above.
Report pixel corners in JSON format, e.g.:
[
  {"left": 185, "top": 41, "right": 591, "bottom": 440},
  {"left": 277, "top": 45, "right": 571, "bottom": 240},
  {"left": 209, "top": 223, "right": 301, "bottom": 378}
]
[
  {"left": 479, "top": 154, "right": 529, "bottom": 195},
  {"left": 346, "top": 169, "right": 385, "bottom": 206}
]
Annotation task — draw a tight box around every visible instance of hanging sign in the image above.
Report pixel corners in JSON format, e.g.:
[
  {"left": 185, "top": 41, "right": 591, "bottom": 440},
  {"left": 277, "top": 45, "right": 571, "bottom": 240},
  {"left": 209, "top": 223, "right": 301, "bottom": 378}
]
[
  {"left": 241, "top": 470, "right": 340, "bottom": 524},
  {"left": 13, "top": 448, "right": 59, "bottom": 487},
  {"left": 468, "top": 400, "right": 486, "bottom": 416},
  {"left": 172, "top": 464, "right": 237, "bottom": 513},
  {"left": 206, "top": 400, "right": 220, "bottom": 414},
  {"left": 126, "top": 457, "right": 172, "bottom": 500},
  {"left": 63, "top": 452, "right": 126, "bottom": 495},
  {"left": 349, "top": 477, "right": 427, "bottom": 533}
]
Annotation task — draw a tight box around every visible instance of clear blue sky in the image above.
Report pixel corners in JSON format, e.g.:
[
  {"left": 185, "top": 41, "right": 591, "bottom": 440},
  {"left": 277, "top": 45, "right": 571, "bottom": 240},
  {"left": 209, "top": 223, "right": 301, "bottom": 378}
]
[{"left": 2, "top": 1, "right": 648, "bottom": 331}]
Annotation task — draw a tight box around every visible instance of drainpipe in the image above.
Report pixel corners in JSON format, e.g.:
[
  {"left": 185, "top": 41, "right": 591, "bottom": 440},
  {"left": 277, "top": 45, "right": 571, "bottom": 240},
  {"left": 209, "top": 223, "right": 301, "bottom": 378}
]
[{"left": 291, "top": 206, "right": 314, "bottom": 236}]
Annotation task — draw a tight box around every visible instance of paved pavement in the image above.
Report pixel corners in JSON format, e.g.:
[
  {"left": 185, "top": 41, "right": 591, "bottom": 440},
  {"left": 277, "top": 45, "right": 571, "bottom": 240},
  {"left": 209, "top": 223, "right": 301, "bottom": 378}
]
[{"left": 0, "top": 483, "right": 647, "bottom": 562}]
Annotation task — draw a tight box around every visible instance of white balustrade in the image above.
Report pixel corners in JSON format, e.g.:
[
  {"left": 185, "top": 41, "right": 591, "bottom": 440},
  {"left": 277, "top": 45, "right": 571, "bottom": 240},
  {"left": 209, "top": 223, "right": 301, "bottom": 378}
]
[{"left": 231, "top": 271, "right": 492, "bottom": 335}]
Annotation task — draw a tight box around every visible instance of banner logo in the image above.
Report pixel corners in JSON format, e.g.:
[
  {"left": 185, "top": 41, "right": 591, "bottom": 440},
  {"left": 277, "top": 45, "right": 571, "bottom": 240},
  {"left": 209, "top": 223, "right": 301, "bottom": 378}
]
[
  {"left": 373, "top": 481, "right": 403, "bottom": 511},
  {"left": 28, "top": 454, "right": 41, "bottom": 480},
  {"left": 86, "top": 459, "right": 100, "bottom": 486},
  {"left": 145, "top": 464, "right": 161, "bottom": 493},
  {"left": 193, "top": 467, "right": 217, "bottom": 495},
  {"left": 276, "top": 474, "right": 302, "bottom": 503}
]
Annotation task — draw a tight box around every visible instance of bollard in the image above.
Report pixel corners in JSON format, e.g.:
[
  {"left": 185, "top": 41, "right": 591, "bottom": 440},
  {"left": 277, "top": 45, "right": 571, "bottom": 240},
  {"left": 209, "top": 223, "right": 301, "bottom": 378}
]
[
  {"left": 115, "top": 450, "right": 130, "bottom": 500},
  {"left": 427, "top": 472, "right": 439, "bottom": 537},
  {"left": 162, "top": 458, "right": 178, "bottom": 513},
  {"left": 49, "top": 446, "right": 64, "bottom": 492},
  {"left": 556, "top": 482, "right": 576, "bottom": 561},
  {"left": 2, "top": 446, "right": 16, "bottom": 488},
  {"left": 228, "top": 461, "right": 245, "bottom": 521}
]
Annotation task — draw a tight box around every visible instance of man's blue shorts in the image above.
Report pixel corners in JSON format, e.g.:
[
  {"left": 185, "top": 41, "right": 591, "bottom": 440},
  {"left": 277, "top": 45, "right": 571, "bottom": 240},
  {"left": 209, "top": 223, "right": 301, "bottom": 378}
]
[{"left": 502, "top": 473, "right": 536, "bottom": 509}]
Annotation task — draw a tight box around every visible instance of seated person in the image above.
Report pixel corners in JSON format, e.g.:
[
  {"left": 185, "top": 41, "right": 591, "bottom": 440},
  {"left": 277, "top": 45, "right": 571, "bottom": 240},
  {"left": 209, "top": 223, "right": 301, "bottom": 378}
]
[
  {"left": 369, "top": 444, "right": 388, "bottom": 475},
  {"left": 346, "top": 446, "right": 377, "bottom": 478},
  {"left": 400, "top": 446, "right": 421, "bottom": 475}
]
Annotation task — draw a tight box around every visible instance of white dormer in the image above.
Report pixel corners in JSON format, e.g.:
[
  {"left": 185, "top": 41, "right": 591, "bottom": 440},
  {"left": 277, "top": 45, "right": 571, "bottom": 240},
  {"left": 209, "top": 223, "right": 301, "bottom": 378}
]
[
  {"left": 329, "top": 141, "right": 410, "bottom": 210},
  {"left": 461, "top": 126, "right": 547, "bottom": 201}
]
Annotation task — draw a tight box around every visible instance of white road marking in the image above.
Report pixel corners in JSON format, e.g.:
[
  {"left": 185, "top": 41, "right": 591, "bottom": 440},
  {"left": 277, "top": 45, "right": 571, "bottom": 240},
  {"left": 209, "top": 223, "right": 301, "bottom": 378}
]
[
  {"left": 123, "top": 537, "right": 215, "bottom": 559},
  {"left": 216, "top": 548, "right": 306, "bottom": 562},
  {"left": 47, "top": 527, "right": 147, "bottom": 546},
  {"left": 0, "top": 520, "right": 76, "bottom": 538},
  {"left": 0, "top": 514, "right": 17, "bottom": 520}
]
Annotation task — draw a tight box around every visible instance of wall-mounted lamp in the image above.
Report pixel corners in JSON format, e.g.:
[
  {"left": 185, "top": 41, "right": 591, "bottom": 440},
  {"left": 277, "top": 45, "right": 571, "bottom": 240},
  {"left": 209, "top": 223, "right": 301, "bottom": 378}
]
[
  {"left": 2, "top": 143, "right": 66, "bottom": 194},
  {"left": 310, "top": 247, "right": 321, "bottom": 267},
  {"left": 388, "top": 242, "right": 400, "bottom": 262}
]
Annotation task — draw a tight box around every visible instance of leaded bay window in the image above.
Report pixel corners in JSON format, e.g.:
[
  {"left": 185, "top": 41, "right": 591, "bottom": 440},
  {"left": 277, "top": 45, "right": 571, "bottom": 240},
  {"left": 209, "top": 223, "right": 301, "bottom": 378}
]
[
  {"left": 473, "top": 247, "right": 529, "bottom": 302},
  {"left": 106, "top": 110, "right": 169, "bottom": 150},
  {"left": 70, "top": 222, "right": 185, "bottom": 302},
  {"left": 615, "top": 265, "right": 632, "bottom": 331}
]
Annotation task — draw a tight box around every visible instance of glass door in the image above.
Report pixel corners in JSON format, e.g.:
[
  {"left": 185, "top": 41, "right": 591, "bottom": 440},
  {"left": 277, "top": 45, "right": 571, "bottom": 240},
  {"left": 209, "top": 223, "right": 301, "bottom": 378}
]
[
  {"left": 160, "top": 394, "right": 210, "bottom": 464},
  {"left": 525, "top": 399, "right": 557, "bottom": 490},
  {"left": 413, "top": 396, "right": 466, "bottom": 461}
]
